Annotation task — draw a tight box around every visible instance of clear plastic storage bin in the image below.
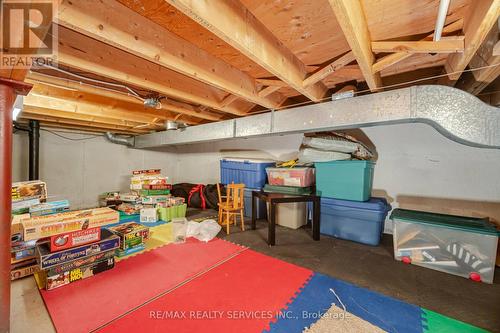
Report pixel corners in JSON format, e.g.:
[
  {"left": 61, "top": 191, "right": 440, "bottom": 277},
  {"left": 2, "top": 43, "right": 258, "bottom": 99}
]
[
  {"left": 391, "top": 209, "right": 499, "bottom": 284},
  {"left": 266, "top": 167, "right": 315, "bottom": 187}
]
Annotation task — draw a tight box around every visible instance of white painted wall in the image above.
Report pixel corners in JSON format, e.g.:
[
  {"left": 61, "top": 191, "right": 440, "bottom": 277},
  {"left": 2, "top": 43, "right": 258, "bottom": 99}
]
[
  {"left": 172, "top": 123, "right": 500, "bottom": 231},
  {"left": 12, "top": 123, "right": 500, "bottom": 231},
  {"left": 12, "top": 131, "right": 178, "bottom": 210}
]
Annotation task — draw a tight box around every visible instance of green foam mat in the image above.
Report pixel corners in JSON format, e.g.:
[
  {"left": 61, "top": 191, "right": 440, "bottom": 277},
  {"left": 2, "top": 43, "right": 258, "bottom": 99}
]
[{"left": 422, "top": 309, "right": 488, "bottom": 333}]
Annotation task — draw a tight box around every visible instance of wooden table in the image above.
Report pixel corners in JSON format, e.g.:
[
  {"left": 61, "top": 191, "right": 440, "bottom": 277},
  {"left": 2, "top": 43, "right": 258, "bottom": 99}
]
[{"left": 251, "top": 190, "right": 321, "bottom": 246}]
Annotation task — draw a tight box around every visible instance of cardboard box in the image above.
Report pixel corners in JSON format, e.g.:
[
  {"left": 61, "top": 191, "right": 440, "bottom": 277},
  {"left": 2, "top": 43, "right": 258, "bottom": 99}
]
[
  {"left": 36, "top": 229, "right": 120, "bottom": 269},
  {"left": 49, "top": 227, "right": 101, "bottom": 252},
  {"left": 44, "top": 257, "right": 115, "bottom": 290},
  {"left": 22, "top": 207, "right": 119, "bottom": 241},
  {"left": 140, "top": 208, "right": 158, "bottom": 223},
  {"left": 141, "top": 196, "right": 169, "bottom": 205},
  {"left": 142, "top": 184, "right": 172, "bottom": 190},
  {"left": 11, "top": 247, "right": 36, "bottom": 262},
  {"left": 11, "top": 262, "right": 39, "bottom": 281},
  {"left": 132, "top": 169, "right": 161, "bottom": 175},
  {"left": 107, "top": 222, "right": 149, "bottom": 250},
  {"left": 47, "top": 250, "right": 115, "bottom": 275},
  {"left": 29, "top": 200, "right": 70, "bottom": 217},
  {"left": 12, "top": 198, "right": 40, "bottom": 215},
  {"left": 12, "top": 180, "right": 47, "bottom": 202},
  {"left": 11, "top": 214, "right": 30, "bottom": 244},
  {"left": 116, "top": 244, "right": 145, "bottom": 257},
  {"left": 140, "top": 189, "right": 170, "bottom": 196}
]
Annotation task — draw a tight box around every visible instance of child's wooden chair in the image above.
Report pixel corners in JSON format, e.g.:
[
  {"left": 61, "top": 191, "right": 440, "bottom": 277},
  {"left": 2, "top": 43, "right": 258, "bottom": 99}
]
[{"left": 216, "top": 183, "right": 245, "bottom": 234}]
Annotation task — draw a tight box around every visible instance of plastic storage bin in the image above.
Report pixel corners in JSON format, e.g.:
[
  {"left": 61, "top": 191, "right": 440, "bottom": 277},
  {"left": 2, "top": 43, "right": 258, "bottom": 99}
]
[
  {"left": 266, "top": 167, "right": 315, "bottom": 187},
  {"left": 220, "top": 158, "right": 275, "bottom": 188},
  {"left": 391, "top": 209, "right": 499, "bottom": 284},
  {"left": 315, "top": 160, "right": 374, "bottom": 201},
  {"left": 158, "top": 204, "right": 187, "bottom": 222},
  {"left": 263, "top": 184, "right": 313, "bottom": 195},
  {"left": 320, "top": 197, "right": 390, "bottom": 246},
  {"left": 268, "top": 202, "right": 307, "bottom": 230},
  {"left": 243, "top": 188, "right": 266, "bottom": 219}
]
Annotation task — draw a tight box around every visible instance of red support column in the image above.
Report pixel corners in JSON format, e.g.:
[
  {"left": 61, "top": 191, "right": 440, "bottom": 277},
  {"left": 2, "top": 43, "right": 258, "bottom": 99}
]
[{"left": 0, "top": 78, "right": 32, "bottom": 333}]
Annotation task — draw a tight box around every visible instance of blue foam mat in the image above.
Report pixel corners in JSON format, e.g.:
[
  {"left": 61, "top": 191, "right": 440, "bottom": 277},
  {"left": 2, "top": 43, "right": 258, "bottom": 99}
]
[{"left": 266, "top": 273, "right": 424, "bottom": 333}]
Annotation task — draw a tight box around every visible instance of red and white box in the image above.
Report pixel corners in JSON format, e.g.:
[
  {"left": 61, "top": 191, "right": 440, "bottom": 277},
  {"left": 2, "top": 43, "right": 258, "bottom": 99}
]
[{"left": 49, "top": 227, "right": 101, "bottom": 252}]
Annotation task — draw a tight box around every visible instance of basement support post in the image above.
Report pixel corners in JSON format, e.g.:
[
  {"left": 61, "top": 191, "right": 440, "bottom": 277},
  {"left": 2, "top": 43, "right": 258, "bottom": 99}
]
[
  {"left": 29, "top": 120, "right": 40, "bottom": 180},
  {"left": 0, "top": 78, "right": 32, "bottom": 333}
]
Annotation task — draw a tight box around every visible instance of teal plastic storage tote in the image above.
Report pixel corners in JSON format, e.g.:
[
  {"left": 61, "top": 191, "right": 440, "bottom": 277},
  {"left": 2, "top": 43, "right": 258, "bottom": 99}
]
[{"left": 315, "top": 160, "right": 375, "bottom": 201}]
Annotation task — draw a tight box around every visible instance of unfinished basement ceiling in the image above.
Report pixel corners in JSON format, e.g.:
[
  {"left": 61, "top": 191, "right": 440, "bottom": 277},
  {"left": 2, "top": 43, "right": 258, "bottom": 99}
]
[{"left": 8, "top": 0, "right": 499, "bottom": 135}]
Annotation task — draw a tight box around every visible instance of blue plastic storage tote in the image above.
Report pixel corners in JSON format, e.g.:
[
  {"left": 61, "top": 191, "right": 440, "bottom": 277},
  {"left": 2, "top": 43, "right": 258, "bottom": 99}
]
[
  {"left": 320, "top": 197, "right": 391, "bottom": 246},
  {"left": 243, "top": 188, "right": 267, "bottom": 219},
  {"left": 315, "top": 160, "right": 375, "bottom": 201},
  {"left": 220, "top": 158, "right": 275, "bottom": 188}
]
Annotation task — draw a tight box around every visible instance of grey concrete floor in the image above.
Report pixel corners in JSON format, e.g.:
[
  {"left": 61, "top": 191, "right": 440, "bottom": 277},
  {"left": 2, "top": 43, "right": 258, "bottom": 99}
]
[{"left": 10, "top": 210, "right": 500, "bottom": 332}]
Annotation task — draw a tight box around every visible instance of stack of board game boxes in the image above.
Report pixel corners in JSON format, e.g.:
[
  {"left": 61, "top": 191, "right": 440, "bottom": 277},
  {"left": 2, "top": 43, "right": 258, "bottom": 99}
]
[
  {"left": 11, "top": 181, "right": 46, "bottom": 280},
  {"left": 112, "top": 169, "right": 186, "bottom": 223},
  {"left": 107, "top": 222, "right": 150, "bottom": 257},
  {"left": 22, "top": 207, "right": 120, "bottom": 290}
]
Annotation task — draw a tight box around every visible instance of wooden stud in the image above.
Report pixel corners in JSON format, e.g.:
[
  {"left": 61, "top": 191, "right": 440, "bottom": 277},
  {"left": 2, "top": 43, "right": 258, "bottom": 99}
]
[
  {"left": 372, "top": 38, "right": 464, "bottom": 54},
  {"left": 372, "top": 19, "right": 464, "bottom": 74},
  {"left": 445, "top": 0, "right": 500, "bottom": 80},
  {"left": 258, "top": 86, "right": 282, "bottom": 98},
  {"left": 165, "top": 0, "right": 328, "bottom": 101},
  {"left": 303, "top": 51, "right": 356, "bottom": 87},
  {"left": 328, "top": 0, "right": 382, "bottom": 91}
]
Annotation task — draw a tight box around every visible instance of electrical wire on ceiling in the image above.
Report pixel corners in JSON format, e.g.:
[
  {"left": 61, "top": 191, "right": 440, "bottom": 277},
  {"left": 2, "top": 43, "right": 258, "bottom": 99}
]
[
  {"left": 40, "top": 128, "right": 103, "bottom": 141},
  {"left": 37, "top": 64, "right": 145, "bottom": 102}
]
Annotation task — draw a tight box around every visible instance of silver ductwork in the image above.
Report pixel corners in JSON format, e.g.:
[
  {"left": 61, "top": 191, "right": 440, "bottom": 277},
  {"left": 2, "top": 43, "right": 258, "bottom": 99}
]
[
  {"left": 105, "top": 132, "right": 135, "bottom": 147},
  {"left": 134, "top": 85, "right": 500, "bottom": 149}
]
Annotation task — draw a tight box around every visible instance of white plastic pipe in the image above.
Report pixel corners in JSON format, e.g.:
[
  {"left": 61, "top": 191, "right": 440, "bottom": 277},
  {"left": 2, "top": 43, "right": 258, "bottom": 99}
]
[{"left": 433, "top": 0, "right": 451, "bottom": 41}]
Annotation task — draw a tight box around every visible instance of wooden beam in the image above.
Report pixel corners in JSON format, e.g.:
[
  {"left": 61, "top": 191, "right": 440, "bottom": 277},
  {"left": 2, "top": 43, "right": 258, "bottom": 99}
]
[
  {"left": 26, "top": 72, "right": 222, "bottom": 122},
  {"left": 445, "top": 0, "right": 500, "bottom": 80},
  {"left": 372, "top": 19, "right": 464, "bottom": 74},
  {"left": 25, "top": 83, "right": 203, "bottom": 125},
  {"left": 164, "top": 0, "right": 328, "bottom": 102},
  {"left": 258, "top": 86, "right": 282, "bottom": 98},
  {"left": 303, "top": 51, "right": 356, "bottom": 87},
  {"left": 220, "top": 94, "right": 239, "bottom": 108},
  {"left": 457, "top": 23, "right": 500, "bottom": 94},
  {"left": 327, "top": 0, "right": 382, "bottom": 91},
  {"left": 19, "top": 112, "right": 149, "bottom": 133},
  {"left": 18, "top": 119, "right": 143, "bottom": 135},
  {"left": 372, "top": 38, "right": 464, "bottom": 54},
  {"left": 55, "top": 26, "right": 247, "bottom": 116},
  {"left": 23, "top": 106, "right": 151, "bottom": 130},
  {"left": 56, "top": 0, "right": 282, "bottom": 109},
  {"left": 255, "top": 78, "right": 288, "bottom": 87}
]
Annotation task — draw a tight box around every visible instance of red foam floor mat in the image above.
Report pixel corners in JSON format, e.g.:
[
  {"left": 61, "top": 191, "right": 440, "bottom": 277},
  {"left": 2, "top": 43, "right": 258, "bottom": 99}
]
[
  {"left": 40, "top": 238, "right": 245, "bottom": 333},
  {"left": 99, "top": 250, "right": 313, "bottom": 333}
]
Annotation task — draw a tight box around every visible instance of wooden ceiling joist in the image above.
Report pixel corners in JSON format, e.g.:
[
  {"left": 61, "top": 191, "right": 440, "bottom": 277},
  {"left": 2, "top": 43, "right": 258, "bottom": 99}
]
[
  {"left": 19, "top": 112, "right": 149, "bottom": 134},
  {"left": 56, "top": 26, "right": 247, "bottom": 117},
  {"left": 372, "top": 19, "right": 464, "bottom": 74},
  {"left": 258, "top": 86, "right": 282, "bottom": 98},
  {"left": 26, "top": 72, "right": 222, "bottom": 122},
  {"left": 328, "top": 0, "right": 382, "bottom": 91},
  {"left": 445, "top": 0, "right": 500, "bottom": 80},
  {"left": 57, "top": 0, "right": 282, "bottom": 109},
  {"left": 303, "top": 51, "right": 356, "bottom": 88},
  {"left": 165, "top": 0, "right": 328, "bottom": 102},
  {"left": 371, "top": 38, "right": 464, "bottom": 54},
  {"left": 255, "top": 79, "right": 288, "bottom": 87},
  {"left": 25, "top": 83, "right": 204, "bottom": 126}
]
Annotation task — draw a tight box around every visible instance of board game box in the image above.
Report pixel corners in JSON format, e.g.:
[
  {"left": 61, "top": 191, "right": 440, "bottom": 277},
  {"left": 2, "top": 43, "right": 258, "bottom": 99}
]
[
  {"left": 107, "top": 222, "right": 149, "bottom": 251},
  {"left": 22, "top": 207, "right": 119, "bottom": 241},
  {"left": 49, "top": 227, "right": 101, "bottom": 252},
  {"left": 36, "top": 229, "right": 120, "bottom": 269},
  {"left": 116, "top": 244, "right": 145, "bottom": 258},
  {"left": 11, "top": 262, "right": 39, "bottom": 281},
  {"left": 47, "top": 250, "right": 115, "bottom": 275},
  {"left": 12, "top": 180, "right": 47, "bottom": 202},
  {"left": 44, "top": 257, "right": 115, "bottom": 290},
  {"left": 29, "top": 200, "right": 70, "bottom": 217}
]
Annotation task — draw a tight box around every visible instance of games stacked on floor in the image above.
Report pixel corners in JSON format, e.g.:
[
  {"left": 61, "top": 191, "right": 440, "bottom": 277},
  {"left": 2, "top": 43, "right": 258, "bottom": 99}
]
[
  {"left": 22, "top": 207, "right": 120, "bottom": 290},
  {"left": 10, "top": 180, "right": 48, "bottom": 280},
  {"left": 106, "top": 169, "right": 186, "bottom": 223},
  {"left": 107, "top": 222, "right": 150, "bottom": 257}
]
